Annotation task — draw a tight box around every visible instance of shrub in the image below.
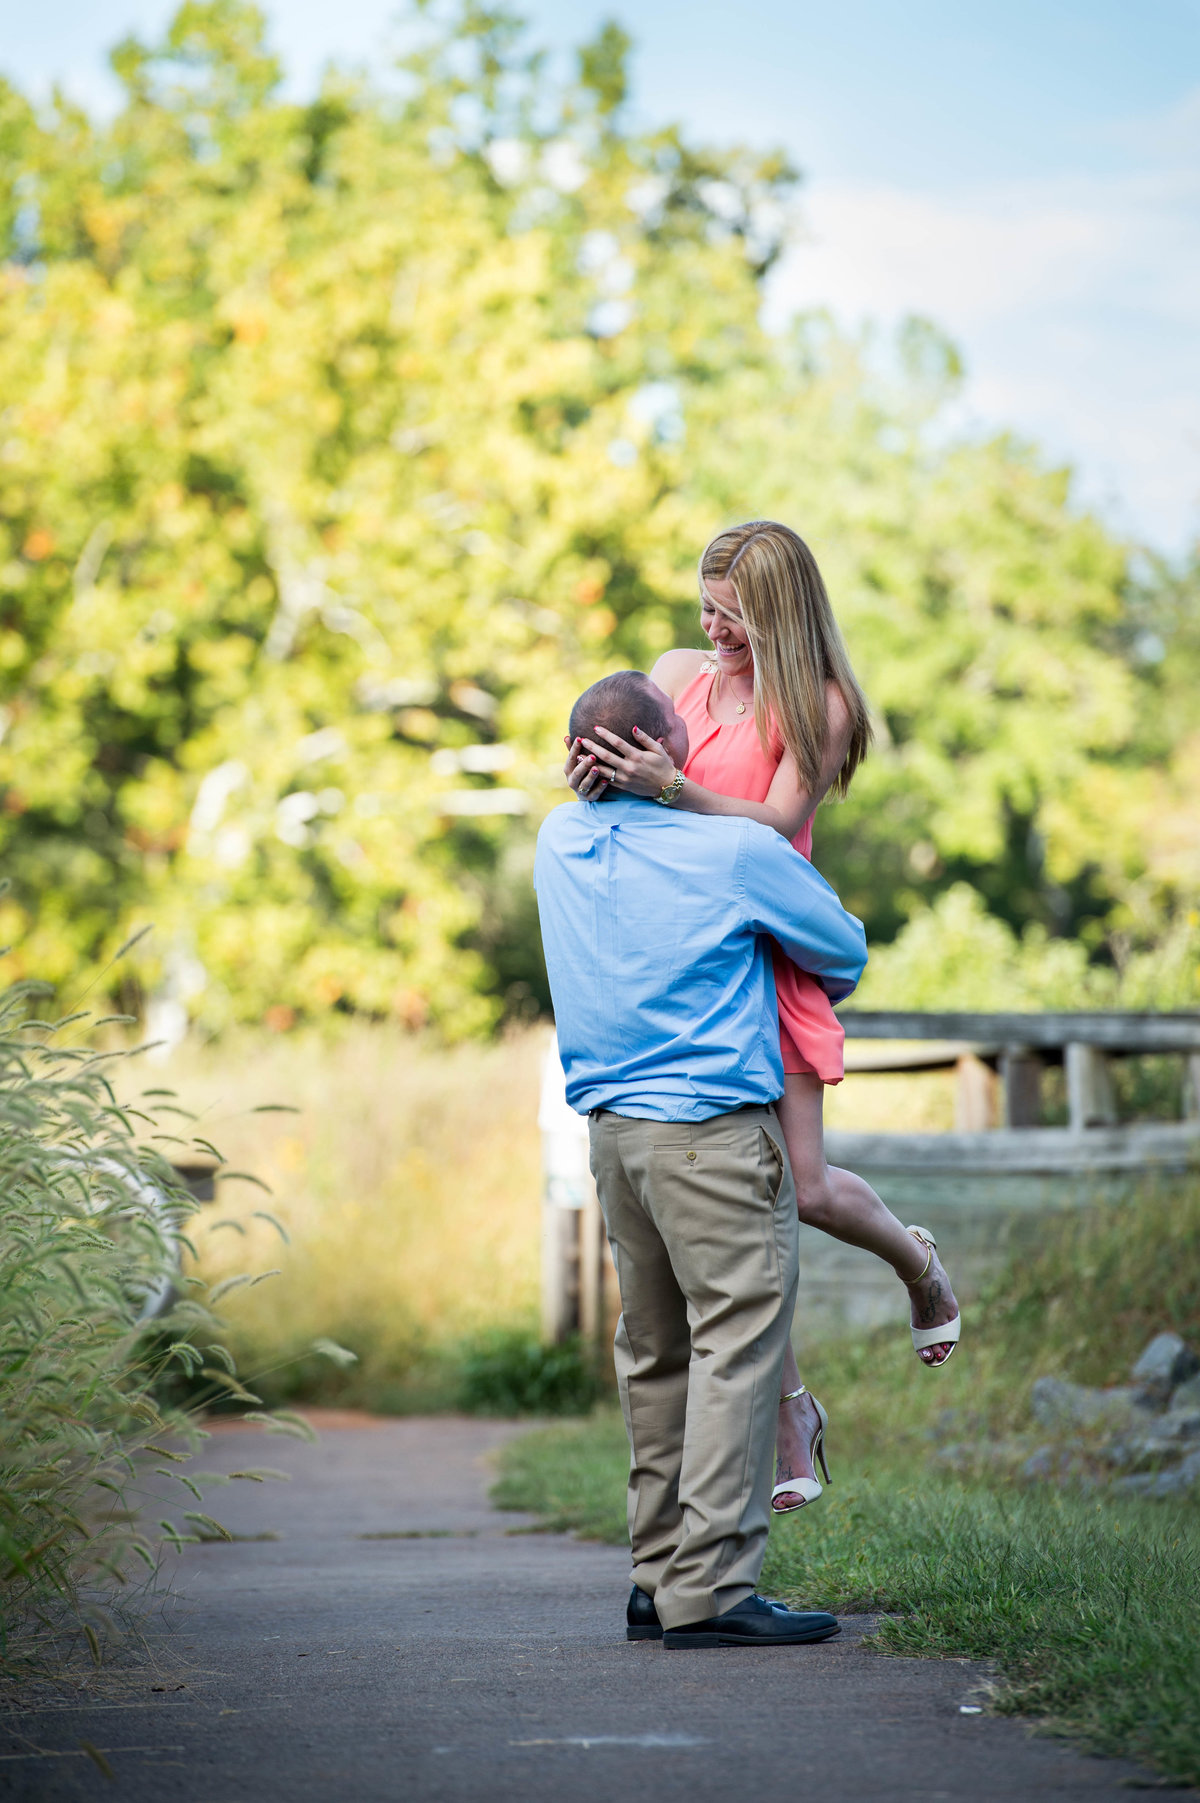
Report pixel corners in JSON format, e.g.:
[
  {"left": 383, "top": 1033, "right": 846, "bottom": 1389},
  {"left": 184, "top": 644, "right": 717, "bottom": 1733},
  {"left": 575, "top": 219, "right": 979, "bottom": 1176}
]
[{"left": 457, "top": 1330, "right": 603, "bottom": 1416}]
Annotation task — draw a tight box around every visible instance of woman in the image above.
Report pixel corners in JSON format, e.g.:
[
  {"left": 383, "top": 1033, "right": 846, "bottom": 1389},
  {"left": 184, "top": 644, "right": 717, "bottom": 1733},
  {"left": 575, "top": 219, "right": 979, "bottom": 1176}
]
[{"left": 567, "top": 520, "right": 960, "bottom": 1513}]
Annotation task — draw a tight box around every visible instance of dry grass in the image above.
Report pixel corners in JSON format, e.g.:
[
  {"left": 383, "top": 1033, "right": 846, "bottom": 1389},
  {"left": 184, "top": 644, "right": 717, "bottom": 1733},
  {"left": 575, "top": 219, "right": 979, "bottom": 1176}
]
[
  {"left": 826, "top": 1064, "right": 956, "bottom": 1132},
  {"left": 155, "top": 1022, "right": 546, "bottom": 1404}
]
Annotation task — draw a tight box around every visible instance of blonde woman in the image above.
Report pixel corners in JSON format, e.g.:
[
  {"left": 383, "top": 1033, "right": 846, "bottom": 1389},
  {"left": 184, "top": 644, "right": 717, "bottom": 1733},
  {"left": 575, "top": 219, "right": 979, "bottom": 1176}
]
[{"left": 568, "top": 520, "right": 960, "bottom": 1512}]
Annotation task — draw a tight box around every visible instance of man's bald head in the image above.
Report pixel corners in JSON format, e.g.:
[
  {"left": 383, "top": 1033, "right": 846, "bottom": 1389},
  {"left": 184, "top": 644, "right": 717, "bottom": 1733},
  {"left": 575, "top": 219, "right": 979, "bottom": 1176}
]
[{"left": 569, "top": 670, "right": 672, "bottom": 750}]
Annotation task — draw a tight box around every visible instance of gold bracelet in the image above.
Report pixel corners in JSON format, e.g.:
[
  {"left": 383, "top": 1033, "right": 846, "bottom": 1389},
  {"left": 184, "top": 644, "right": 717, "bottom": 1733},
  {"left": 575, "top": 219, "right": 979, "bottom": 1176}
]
[{"left": 655, "top": 769, "right": 685, "bottom": 807}]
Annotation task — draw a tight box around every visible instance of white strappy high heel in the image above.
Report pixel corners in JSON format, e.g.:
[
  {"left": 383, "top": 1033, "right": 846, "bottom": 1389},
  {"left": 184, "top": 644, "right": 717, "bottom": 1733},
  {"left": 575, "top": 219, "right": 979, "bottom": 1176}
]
[
  {"left": 771, "top": 1385, "right": 831, "bottom": 1514},
  {"left": 906, "top": 1225, "right": 961, "bottom": 1367}
]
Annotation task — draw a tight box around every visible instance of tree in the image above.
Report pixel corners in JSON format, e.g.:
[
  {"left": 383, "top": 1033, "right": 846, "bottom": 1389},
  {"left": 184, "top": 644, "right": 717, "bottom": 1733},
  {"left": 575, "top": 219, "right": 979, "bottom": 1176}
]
[{"left": 0, "top": 2, "right": 1190, "bottom": 1031}]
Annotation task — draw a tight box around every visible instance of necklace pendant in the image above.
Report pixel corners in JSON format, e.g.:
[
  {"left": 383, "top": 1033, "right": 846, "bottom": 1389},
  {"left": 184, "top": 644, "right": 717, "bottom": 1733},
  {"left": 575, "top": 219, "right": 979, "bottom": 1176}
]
[{"left": 735, "top": 701, "right": 746, "bottom": 715}]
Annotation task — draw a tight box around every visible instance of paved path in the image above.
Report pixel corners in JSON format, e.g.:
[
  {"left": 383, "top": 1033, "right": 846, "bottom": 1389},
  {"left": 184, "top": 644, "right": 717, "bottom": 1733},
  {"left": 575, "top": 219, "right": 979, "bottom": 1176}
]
[{"left": 0, "top": 1413, "right": 1157, "bottom": 1801}]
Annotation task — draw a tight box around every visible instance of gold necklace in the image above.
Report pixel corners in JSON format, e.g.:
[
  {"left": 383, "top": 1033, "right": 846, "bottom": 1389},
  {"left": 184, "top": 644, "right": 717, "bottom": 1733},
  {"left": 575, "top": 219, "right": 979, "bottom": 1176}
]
[{"left": 714, "top": 665, "right": 748, "bottom": 715}]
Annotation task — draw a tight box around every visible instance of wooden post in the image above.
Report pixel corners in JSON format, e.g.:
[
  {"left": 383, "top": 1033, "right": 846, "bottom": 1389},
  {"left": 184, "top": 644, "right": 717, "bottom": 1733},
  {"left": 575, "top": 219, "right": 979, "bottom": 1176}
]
[
  {"left": 1065, "top": 1042, "right": 1117, "bottom": 1130},
  {"left": 539, "top": 1034, "right": 605, "bottom": 1345},
  {"left": 955, "top": 1054, "right": 999, "bottom": 1130},
  {"left": 1000, "top": 1047, "right": 1043, "bottom": 1127},
  {"left": 169, "top": 1159, "right": 217, "bottom": 1203},
  {"left": 1185, "top": 1054, "right": 1200, "bottom": 1121},
  {"left": 578, "top": 1187, "right": 606, "bottom": 1344},
  {"left": 540, "top": 1201, "right": 576, "bottom": 1344}
]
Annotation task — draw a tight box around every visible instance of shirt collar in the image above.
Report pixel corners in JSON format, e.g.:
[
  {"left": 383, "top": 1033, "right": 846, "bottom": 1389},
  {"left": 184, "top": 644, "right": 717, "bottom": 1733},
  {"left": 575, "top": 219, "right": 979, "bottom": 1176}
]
[{"left": 584, "top": 793, "right": 659, "bottom": 820}]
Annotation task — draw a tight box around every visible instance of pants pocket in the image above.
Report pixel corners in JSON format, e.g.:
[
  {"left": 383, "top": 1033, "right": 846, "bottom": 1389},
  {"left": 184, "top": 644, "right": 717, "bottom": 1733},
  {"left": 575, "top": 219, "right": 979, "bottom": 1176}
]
[{"left": 759, "top": 1126, "right": 785, "bottom": 1205}]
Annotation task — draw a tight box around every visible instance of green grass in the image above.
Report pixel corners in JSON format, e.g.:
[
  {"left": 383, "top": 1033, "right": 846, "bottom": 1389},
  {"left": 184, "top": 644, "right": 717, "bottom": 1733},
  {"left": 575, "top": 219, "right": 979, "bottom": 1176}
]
[
  {"left": 767, "top": 1484, "right": 1200, "bottom": 1784},
  {"left": 492, "top": 1177, "right": 1200, "bottom": 1787},
  {"left": 492, "top": 1409, "right": 630, "bottom": 1537}
]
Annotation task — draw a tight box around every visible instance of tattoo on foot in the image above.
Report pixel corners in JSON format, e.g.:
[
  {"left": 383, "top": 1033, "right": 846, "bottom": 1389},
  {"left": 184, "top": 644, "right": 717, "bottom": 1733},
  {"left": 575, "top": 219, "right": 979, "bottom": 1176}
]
[{"left": 918, "top": 1280, "right": 944, "bottom": 1326}]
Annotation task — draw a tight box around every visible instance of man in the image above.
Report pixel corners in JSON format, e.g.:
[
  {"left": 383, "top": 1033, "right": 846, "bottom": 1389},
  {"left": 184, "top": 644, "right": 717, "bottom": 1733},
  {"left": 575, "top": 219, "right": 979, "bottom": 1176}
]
[{"left": 534, "top": 669, "right": 867, "bottom": 1649}]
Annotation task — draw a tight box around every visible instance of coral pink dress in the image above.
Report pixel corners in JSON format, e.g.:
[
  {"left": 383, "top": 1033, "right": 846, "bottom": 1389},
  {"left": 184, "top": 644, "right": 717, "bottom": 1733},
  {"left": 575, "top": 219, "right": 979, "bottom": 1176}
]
[{"left": 676, "top": 661, "right": 845, "bottom": 1083}]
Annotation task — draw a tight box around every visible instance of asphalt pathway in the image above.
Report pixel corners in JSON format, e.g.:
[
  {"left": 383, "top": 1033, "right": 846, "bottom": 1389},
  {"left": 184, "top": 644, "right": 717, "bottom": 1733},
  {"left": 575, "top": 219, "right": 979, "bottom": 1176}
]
[{"left": 0, "top": 1413, "right": 1160, "bottom": 1802}]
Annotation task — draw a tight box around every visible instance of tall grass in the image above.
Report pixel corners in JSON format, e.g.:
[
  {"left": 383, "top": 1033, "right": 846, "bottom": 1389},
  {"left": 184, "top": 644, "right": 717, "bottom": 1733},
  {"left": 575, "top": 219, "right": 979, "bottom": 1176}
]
[
  {"left": 0, "top": 969, "right": 285, "bottom": 1671},
  {"left": 787, "top": 1168, "right": 1200, "bottom": 1461},
  {"left": 160, "top": 1022, "right": 545, "bottom": 1408}
]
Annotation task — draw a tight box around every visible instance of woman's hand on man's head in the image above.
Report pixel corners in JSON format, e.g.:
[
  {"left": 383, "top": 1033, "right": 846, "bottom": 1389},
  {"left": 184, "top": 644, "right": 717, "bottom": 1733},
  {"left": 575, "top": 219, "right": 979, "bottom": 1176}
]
[
  {"left": 566, "top": 724, "right": 678, "bottom": 799},
  {"left": 564, "top": 735, "right": 610, "bottom": 799}
]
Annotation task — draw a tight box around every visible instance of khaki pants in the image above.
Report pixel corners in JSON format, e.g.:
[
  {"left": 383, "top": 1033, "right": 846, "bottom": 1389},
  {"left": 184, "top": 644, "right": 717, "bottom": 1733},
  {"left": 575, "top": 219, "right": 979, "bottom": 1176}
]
[{"left": 588, "top": 1105, "right": 798, "bottom": 1631}]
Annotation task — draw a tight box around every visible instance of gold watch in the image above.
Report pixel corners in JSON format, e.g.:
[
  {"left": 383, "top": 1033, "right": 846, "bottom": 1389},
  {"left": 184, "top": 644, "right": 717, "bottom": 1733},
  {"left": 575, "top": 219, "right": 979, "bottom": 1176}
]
[{"left": 655, "top": 769, "right": 686, "bottom": 807}]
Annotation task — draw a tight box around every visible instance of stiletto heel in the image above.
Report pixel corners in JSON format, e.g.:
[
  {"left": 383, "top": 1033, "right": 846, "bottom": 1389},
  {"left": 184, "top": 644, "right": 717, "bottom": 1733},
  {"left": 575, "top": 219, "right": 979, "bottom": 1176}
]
[
  {"left": 814, "top": 1432, "right": 831, "bottom": 1487},
  {"left": 771, "top": 1385, "right": 830, "bottom": 1515},
  {"left": 905, "top": 1224, "right": 961, "bottom": 1367}
]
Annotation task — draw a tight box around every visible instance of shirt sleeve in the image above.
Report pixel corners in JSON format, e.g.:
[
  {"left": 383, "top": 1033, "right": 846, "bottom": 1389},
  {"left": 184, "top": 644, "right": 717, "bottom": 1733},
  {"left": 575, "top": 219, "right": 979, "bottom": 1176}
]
[{"left": 738, "top": 824, "right": 867, "bottom": 1003}]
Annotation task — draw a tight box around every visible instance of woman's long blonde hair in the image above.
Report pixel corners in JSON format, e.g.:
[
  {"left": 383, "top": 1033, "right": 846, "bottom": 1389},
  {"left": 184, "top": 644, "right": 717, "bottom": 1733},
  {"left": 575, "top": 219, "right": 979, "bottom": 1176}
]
[{"left": 699, "top": 519, "right": 871, "bottom": 799}]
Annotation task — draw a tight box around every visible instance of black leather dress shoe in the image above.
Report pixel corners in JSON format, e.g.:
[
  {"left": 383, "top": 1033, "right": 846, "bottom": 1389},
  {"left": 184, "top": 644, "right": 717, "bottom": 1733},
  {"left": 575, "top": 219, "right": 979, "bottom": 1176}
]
[
  {"left": 626, "top": 1585, "right": 790, "bottom": 1641},
  {"left": 626, "top": 1585, "right": 662, "bottom": 1640},
  {"left": 662, "top": 1593, "right": 840, "bottom": 1649}
]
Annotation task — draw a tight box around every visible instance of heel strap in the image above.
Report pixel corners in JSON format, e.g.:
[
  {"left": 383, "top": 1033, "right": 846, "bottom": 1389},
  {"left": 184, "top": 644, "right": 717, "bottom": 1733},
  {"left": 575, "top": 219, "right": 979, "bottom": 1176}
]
[
  {"left": 780, "top": 1386, "right": 808, "bottom": 1403},
  {"left": 905, "top": 1225, "right": 936, "bottom": 1284}
]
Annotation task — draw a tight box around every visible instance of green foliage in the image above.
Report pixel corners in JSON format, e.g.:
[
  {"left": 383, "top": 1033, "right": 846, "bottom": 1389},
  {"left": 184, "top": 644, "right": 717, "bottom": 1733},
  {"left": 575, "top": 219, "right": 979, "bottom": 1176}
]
[
  {"left": 1, "top": 1, "right": 1195, "bottom": 1032},
  {"left": 457, "top": 1329, "right": 603, "bottom": 1415},
  {"left": 858, "top": 884, "right": 1200, "bottom": 1011},
  {"left": 0, "top": 961, "right": 272, "bottom": 1668}
]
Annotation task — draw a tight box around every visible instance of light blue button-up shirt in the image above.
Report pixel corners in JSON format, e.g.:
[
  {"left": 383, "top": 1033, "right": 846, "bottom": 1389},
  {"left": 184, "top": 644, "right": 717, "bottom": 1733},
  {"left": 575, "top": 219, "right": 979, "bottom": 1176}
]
[{"left": 534, "top": 794, "right": 867, "bottom": 1122}]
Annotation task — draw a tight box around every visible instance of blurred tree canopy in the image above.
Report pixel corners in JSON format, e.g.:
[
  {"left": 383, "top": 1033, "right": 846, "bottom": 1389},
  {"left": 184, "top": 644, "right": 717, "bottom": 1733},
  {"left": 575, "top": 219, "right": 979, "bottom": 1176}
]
[{"left": 0, "top": 0, "right": 1196, "bottom": 1032}]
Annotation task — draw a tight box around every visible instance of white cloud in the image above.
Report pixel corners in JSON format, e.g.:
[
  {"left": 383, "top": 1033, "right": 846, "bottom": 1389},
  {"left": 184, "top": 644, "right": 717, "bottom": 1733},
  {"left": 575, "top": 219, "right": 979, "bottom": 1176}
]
[
  {"left": 1107, "top": 81, "right": 1200, "bottom": 163},
  {"left": 766, "top": 133, "right": 1200, "bottom": 552}
]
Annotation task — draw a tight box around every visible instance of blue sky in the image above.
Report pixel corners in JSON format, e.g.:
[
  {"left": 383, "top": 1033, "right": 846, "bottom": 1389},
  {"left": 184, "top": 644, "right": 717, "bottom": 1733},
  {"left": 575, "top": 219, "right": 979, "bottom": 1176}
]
[{"left": 7, "top": 2, "right": 1200, "bottom": 552}]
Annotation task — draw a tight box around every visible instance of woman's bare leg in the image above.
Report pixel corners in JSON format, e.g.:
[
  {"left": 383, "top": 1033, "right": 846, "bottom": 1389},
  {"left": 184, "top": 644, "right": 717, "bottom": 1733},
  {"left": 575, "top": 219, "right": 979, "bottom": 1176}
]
[
  {"left": 777, "top": 1072, "right": 959, "bottom": 1356},
  {"left": 772, "top": 1073, "right": 960, "bottom": 1510}
]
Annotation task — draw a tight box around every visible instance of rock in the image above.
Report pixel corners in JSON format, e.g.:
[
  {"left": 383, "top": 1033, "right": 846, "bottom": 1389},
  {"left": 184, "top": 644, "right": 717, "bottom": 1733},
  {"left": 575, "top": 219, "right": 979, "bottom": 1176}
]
[
  {"left": 1110, "top": 1448, "right": 1200, "bottom": 1499},
  {"left": 1170, "top": 1372, "right": 1200, "bottom": 1412},
  {"left": 925, "top": 1407, "right": 964, "bottom": 1445},
  {"left": 1023, "top": 1445, "right": 1062, "bottom": 1481},
  {"left": 1021, "top": 1442, "right": 1101, "bottom": 1488},
  {"left": 1030, "top": 1377, "right": 1151, "bottom": 1432},
  {"left": 935, "top": 1438, "right": 1030, "bottom": 1475},
  {"left": 1161, "top": 1406, "right": 1200, "bottom": 1443},
  {"left": 1130, "top": 1332, "right": 1200, "bottom": 1400},
  {"left": 1104, "top": 1405, "right": 1200, "bottom": 1470}
]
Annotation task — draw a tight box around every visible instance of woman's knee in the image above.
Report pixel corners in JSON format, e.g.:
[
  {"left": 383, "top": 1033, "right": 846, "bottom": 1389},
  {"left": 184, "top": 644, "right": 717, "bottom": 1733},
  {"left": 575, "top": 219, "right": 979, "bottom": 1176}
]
[{"left": 791, "top": 1168, "right": 837, "bottom": 1227}]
